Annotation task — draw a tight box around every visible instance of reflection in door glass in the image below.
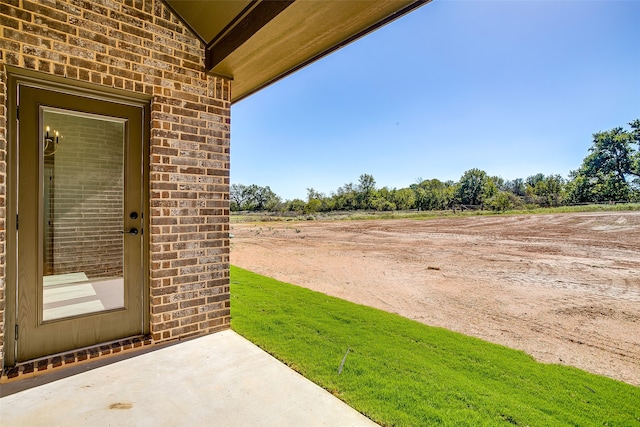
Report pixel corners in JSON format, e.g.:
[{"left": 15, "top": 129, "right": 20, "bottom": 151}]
[{"left": 42, "top": 109, "right": 125, "bottom": 321}]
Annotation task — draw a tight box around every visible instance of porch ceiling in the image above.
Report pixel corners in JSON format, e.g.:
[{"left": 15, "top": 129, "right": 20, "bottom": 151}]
[{"left": 164, "top": 0, "right": 428, "bottom": 103}]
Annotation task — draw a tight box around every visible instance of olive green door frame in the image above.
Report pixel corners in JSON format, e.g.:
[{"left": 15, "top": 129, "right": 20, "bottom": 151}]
[{"left": 6, "top": 67, "right": 150, "bottom": 365}]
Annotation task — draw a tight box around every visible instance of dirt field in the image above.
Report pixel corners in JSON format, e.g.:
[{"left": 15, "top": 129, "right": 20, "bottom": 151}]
[{"left": 230, "top": 211, "right": 640, "bottom": 386}]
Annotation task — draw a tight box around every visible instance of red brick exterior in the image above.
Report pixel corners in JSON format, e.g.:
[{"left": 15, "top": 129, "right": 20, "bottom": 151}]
[{"left": 0, "top": 0, "right": 231, "bottom": 370}]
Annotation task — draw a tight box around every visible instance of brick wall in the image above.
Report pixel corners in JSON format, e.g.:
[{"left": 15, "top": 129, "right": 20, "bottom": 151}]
[
  {"left": 0, "top": 0, "right": 231, "bottom": 368},
  {"left": 44, "top": 112, "right": 124, "bottom": 278}
]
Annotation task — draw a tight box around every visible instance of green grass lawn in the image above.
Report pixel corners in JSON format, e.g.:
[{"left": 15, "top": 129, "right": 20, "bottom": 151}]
[{"left": 230, "top": 266, "right": 640, "bottom": 426}]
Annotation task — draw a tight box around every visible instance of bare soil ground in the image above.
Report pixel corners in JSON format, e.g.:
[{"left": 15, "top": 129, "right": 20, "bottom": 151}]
[{"left": 230, "top": 211, "right": 640, "bottom": 386}]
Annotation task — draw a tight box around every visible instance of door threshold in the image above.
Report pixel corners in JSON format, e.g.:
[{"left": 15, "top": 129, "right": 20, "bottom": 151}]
[{"left": 1, "top": 335, "right": 153, "bottom": 384}]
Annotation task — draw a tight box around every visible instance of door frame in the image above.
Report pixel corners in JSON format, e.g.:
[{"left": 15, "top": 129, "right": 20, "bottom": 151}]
[{"left": 5, "top": 66, "right": 151, "bottom": 366}]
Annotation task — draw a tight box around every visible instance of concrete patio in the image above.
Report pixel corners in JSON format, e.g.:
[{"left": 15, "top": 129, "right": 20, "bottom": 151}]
[{"left": 0, "top": 330, "right": 377, "bottom": 426}]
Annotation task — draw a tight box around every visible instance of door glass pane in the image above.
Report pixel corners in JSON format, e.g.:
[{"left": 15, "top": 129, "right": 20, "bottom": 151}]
[{"left": 42, "top": 109, "right": 125, "bottom": 321}]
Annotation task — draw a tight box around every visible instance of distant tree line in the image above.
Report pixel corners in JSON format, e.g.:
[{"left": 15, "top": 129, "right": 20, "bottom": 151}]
[{"left": 231, "top": 119, "right": 640, "bottom": 213}]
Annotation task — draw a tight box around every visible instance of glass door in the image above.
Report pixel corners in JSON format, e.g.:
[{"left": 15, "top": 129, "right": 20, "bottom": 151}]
[
  {"left": 41, "top": 109, "right": 127, "bottom": 322},
  {"left": 16, "top": 84, "right": 147, "bottom": 362}
]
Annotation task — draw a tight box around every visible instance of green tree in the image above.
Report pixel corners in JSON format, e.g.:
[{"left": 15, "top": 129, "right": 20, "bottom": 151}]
[
  {"left": 521, "top": 174, "right": 566, "bottom": 206},
  {"left": 357, "top": 174, "right": 377, "bottom": 209},
  {"left": 532, "top": 174, "right": 565, "bottom": 206},
  {"left": 392, "top": 188, "right": 416, "bottom": 210},
  {"left": 304, "top": 187, "right": 325, "bottom": 213},
  {"left": 456, "top": 169, "right": 492, "bottom": 207},
  {"left": 525, "top": 173, "right": 546, "bottom": 189},
  {"left": 332, "top": 182, "right": 358, "bottom": 210},
  {"left": 564, "top": 173, "right": 590, "bottom": 204},
  {"left": 235, "top": 184, "right": 280, "bottom": 211},
  {"left": 568, "top": 119, "right": 640, "bottom": 202},
  {"left": 506, "top": 178, "right": 526, "bottom": 197},
  {"left": 487, "top": 191, "right": 521, "bottom": 211},
  {"left": 629, "top": 119, "right": 640, "bottom": 188},
  {"left": 306, "top": 188, "right": 323, "bottom": 201},
  {"left": 286, "top": 198, "right": 305, "bottom": 213},
  {"left": 303, "top": 199, "right": 322, "bottom": 214},
  {"left": 489, "top": 176, "right": 507, "bottom": 191},
  {"left": 411, "top": 179, "right": 454, "bottom": 211},
  {"left": 230, "top": 183, "right": 247, "bottom": 211},
  {"left": 370, "top": 187, "right": 396, "bottom": 211}
]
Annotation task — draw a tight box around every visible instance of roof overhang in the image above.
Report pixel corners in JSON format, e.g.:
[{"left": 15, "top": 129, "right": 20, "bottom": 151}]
[{"left": 164, "top": 0, "right": 428, "bottom": 103}]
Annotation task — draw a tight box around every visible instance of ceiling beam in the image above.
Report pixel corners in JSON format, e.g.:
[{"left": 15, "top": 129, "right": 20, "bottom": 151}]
[{"left": 206, "top": 0, "right": 295, "bottom": 74}]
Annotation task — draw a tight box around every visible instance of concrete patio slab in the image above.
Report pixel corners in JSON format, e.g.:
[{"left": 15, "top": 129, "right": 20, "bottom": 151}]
[{"left": 0, "top": 330, "right": 378, "bottom": 426}]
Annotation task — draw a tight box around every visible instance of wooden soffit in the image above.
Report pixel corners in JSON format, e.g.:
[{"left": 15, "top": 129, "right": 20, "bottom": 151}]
[{"left": 164, "top": 0, "right": 428, "bottom": 103}]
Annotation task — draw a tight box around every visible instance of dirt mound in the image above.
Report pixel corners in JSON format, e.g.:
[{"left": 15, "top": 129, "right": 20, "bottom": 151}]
[{"left": 230, "top": 212, "right": 640, "bottom": 385}]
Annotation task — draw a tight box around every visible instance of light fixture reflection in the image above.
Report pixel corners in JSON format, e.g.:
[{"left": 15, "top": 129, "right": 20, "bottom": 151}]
[{"left": 44, "top": 126, "right": 62, "bottom": 156}]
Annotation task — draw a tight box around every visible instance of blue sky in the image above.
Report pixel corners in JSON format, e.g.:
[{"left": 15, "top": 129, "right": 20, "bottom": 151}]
[{"left": 231, "top": 0, "right": 640, "bottom": 201}]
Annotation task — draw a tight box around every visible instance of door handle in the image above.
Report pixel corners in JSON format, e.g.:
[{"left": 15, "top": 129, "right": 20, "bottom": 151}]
[{"left": 121, "top": 228, "right": 139, "bottom": 235}]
